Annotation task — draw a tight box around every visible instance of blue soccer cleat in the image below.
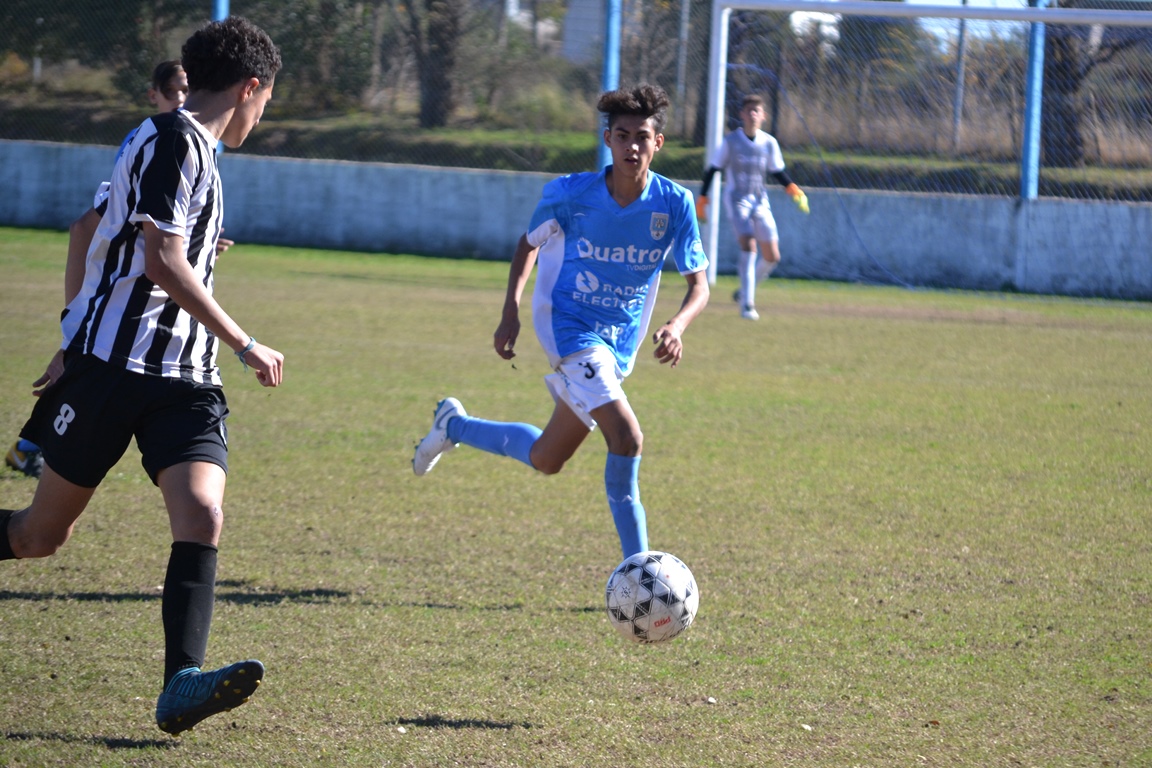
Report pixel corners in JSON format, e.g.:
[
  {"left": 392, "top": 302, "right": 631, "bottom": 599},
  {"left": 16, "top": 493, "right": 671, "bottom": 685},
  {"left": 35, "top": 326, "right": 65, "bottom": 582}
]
[
  {"left": 155, "top": 659, "right": 264, "bottom": 735},
  {"left": 5, "top": 441, "right": 43, "bottom": 478}
]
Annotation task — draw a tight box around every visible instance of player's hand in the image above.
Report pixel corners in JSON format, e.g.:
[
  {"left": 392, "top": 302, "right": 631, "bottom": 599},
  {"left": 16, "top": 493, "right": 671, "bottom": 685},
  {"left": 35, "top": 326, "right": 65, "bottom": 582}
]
[
  {"left": 652, "top": 323, "right": 685, "bottom": 368},
  {"left": 494, "top": 315, "right": 520, "bottom": 360},
  {"left": 695, "top": 195, "right": 708, "bottom": 224},
  {"left": 785, "top": 183, "right": 809, "bottom": 214},
  {"left": 240, "top": 342, "right": 284, "bottom": 387},
  {"left": 215, "top": 234, "right": 234, "bottom": 255},
  {"left": 32, "top": 349, "right": 66, "bottom": 397}
]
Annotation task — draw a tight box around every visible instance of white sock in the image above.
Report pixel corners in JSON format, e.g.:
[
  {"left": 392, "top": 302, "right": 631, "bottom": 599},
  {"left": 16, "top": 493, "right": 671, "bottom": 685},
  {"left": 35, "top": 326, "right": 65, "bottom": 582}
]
[
  {"left": 739, "top": 250, "right": 757, "bottom": 307},
  {"left": 757, "top": 258, "right": 777, "bottom": 283}
]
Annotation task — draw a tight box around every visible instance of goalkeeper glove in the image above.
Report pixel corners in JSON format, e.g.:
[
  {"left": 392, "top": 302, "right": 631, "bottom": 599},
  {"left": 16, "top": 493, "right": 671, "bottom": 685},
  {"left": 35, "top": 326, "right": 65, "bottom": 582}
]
[
  {"left": 785, "top": 183, "right": 809, "bottom": 214},
  {"left": 695, "top": 195, "right": 708, "bottom": 223}
]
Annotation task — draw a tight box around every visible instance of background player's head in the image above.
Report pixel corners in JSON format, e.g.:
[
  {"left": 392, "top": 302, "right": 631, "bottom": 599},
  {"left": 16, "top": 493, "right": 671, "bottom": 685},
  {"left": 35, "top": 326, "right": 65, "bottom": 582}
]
[
  {"left": 182, "top": 17, "right": 282, "bottom": 148},
  {"left": 147, "top": 60, "right": 187, "bottom": 113},
  {"left": 739, "top": 94, "right": 766, "bottom": 133},
  {"left": 597, "top": 84, "right": 669, "bottom": 176}
]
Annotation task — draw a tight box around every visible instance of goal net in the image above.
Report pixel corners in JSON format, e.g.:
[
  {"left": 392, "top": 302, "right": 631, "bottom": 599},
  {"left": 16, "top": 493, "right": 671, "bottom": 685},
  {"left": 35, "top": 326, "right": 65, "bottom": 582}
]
[{"left": 703, "top": 0, "right": 1152, "bottom": 284}]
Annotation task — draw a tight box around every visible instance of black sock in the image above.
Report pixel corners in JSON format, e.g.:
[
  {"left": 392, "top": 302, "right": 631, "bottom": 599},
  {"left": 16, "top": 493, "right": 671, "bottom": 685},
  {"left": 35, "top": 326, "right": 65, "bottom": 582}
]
[
  {"left": 161, "top": 541, "right": 218, "bottom": 687},
  {"left": 0, "top": 510, "right": 16, "bottom": 561}
]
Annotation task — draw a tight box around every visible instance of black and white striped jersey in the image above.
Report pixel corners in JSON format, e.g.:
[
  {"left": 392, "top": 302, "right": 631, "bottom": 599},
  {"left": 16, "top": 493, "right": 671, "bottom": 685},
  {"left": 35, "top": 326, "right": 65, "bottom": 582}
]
[{"left": 61, "top": 110, "right": 226, "bottom": 385}]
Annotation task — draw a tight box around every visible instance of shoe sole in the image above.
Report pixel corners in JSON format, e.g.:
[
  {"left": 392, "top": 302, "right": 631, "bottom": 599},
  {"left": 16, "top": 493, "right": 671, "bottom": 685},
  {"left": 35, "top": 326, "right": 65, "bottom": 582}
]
[{"left": 157, "top": 660, "right": 264, "bottom": 735}]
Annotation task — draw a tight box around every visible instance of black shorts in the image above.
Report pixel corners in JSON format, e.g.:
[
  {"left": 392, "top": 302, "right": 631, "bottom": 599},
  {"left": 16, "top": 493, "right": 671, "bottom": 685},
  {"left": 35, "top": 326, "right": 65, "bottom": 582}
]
[{"left": 22, "top": 353, "right": 229, "bottom": 488}]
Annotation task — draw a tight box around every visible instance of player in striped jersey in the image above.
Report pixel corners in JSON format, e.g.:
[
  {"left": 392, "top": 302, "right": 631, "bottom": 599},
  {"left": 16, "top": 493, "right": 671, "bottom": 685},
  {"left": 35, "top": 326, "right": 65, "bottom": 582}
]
[
  {"left": 697, "top": 94, "right": 809, "bottom": 321},
  {"left": 5, "top": 61, "right": 194, "bottom": 479},
  {"left": 413, "top": 84, "right": 710, "bottom": 561},
  {"left": 1, "top": 17, "right": 282, "bottom": 736}
]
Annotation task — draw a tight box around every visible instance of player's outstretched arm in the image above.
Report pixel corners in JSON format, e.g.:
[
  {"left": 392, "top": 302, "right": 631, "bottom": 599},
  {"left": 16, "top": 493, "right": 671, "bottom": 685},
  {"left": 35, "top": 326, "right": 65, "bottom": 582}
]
[
  {"left": 494, "top": 233, "right": 539, "bottom": 360},
  {"left": 143, "top": 223, "right": 284, "bottom": 387},
  {"left": 652, "top": 270, "right": 710, "bottom": 368}
]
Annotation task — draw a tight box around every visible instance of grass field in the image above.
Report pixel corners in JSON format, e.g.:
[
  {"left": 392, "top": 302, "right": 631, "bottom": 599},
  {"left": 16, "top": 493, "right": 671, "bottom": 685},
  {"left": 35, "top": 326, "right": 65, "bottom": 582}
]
[{"left": 1, "top": 227, "right": 1150, "bottom": 767}]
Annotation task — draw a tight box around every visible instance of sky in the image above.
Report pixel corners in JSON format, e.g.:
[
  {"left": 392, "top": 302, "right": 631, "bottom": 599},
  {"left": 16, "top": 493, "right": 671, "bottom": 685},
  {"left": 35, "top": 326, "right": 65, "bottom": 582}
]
[{"left": 788, "top": 0, "right": 1036, "bottom": 42}]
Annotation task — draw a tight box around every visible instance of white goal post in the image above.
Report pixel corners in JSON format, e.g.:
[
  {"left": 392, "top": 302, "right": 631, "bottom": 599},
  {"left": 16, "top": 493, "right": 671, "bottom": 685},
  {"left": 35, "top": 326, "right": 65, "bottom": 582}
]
[{"left": 703, "top": 0, "right": 1152, "bottom": 283}]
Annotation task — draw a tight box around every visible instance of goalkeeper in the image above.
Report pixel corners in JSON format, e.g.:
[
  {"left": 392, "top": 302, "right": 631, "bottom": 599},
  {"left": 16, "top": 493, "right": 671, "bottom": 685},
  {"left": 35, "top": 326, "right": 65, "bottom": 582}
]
[{"left": 696, "top": 94, "right": 807, "bottom": 321}]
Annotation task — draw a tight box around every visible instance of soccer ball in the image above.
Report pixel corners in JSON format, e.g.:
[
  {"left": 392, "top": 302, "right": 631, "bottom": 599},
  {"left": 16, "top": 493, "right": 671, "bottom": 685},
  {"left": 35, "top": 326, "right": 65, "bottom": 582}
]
[{"left": 605, "top": 551, "right": 699, "bottom": 643}]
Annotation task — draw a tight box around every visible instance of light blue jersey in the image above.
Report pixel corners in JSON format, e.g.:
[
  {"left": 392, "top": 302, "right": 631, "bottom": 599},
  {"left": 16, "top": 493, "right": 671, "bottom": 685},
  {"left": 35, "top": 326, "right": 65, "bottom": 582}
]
[{"left": 526, "top": 167, "right": 708, "bottom": 376}]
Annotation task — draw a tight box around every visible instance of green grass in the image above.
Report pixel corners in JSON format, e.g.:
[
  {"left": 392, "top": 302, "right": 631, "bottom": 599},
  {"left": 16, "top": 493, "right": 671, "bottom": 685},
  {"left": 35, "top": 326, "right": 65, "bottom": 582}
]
[{"left": 2, "top": 227, "right": 1151, "bottom": 767}]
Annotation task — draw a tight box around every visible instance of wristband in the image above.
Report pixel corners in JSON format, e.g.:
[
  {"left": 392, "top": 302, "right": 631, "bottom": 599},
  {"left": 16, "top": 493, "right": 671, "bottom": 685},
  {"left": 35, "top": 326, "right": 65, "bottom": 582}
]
[{"left": 236, "top": 337, "right": 256, "bottom": 371}]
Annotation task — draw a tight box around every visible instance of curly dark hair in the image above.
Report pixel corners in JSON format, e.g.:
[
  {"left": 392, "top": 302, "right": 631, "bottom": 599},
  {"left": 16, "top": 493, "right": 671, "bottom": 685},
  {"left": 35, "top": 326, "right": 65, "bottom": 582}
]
[
  {"left": 597, "top": 84, "right": 671, "bottom": 133},
  {"left": 182, "top": 16, "right": 282, "bottom": 93}
]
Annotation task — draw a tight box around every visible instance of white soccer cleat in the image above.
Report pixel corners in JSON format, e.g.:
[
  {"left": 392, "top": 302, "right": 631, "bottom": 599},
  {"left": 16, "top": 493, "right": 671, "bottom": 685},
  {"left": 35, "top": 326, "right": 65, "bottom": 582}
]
[
  {"left": 412, "top": 397, "right": 466, "bottom": 476},
  {"left": 740, "top": 306, "right": 760, "bottom": 321}
]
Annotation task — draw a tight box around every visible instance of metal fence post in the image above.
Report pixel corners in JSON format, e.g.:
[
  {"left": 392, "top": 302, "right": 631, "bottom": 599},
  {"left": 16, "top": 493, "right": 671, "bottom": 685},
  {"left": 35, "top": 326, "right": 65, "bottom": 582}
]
[{"left": 1021, "top": 0, "right": 1048, "bottom": 200}]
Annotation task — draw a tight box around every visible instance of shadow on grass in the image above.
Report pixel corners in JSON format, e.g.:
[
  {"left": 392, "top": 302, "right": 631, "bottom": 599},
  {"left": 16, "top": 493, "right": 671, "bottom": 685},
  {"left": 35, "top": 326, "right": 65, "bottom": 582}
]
[
  {"left": 397, "top": 714, "right": 534, "bottom": 731},
  {"left": 0, "top": 589, "right": 527, "bottom": 612},
  {"left": 393, "top": 601, "right": 525, "bottom": 611},
  {"left": 0, "top": 586, "right": 350, "bottom": 605},
  {"left": 4, "top": 731, "right": 175, "bottom": 750},
  {"left": 0, "top": 590, "right": 157, "bottom": 602},
  {"left": 0, "top": 586, "right": 595, "bottom": 613}
]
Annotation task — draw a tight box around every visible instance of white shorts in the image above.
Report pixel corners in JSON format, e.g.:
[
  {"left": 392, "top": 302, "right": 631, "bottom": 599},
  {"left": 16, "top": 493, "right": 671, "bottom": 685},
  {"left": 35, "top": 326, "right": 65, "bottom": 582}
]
[
  {"left": 728, "top": 193, "right": 778, "bottom": 243},
  {"left": 544, "top": 345, "right": 627, "bottom": 430}
]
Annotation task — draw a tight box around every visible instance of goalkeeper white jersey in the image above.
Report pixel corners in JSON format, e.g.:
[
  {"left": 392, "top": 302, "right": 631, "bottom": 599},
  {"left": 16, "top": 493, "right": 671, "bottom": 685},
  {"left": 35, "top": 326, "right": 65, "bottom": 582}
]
[
  {"left": 61, "top": 109, "right": 226, "bottom": 385},
  {"left": 709, "top": 128, "right": 786, "bottom": 203}
]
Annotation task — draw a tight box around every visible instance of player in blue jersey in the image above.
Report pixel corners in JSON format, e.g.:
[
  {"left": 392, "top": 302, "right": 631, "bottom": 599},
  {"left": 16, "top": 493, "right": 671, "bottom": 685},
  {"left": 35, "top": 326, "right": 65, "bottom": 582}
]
[{"left": 413, "top": 83, "right": 710, "bottom": 560}]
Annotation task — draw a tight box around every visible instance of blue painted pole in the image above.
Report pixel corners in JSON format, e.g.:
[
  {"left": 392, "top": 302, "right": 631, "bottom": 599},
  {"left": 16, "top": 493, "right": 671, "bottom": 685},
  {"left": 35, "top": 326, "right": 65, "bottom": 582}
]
[
  {"left": 1020, "top": 0, "right": 1048, "bottom": 200},
  {"left": 598, "top": 0, "right": 621, "bottom": 169},
  {"left": 210, "top": 0, "right": 230, "bottom": 156}
]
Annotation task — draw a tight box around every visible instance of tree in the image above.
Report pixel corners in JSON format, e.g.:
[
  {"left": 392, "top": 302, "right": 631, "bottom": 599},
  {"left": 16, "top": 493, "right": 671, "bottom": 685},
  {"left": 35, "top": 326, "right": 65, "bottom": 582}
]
[
  {"left": 726, "top": 10, "right": 795, "bottom": 135},
  {"left": 832, "top": 0, "right": 923, "bottom": 142},
  {"left": 390, "top": 0, "right": 468, "bottom": 128},
  {"left": 237, "top": 0, "right": 376, "bottom": 113},
  {"left": 1040, "top": 1, "right": 1152, "bottom": 167},
  {"left": 0, "top": 0, "right": 202, "bottom": 98}
]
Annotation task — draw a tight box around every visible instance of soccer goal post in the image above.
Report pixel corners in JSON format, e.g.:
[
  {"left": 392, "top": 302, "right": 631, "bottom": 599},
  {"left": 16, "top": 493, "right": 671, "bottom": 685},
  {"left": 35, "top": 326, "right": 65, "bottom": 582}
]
[{"left": 703, "top": 0, "right": 1152, "bottom": 284}]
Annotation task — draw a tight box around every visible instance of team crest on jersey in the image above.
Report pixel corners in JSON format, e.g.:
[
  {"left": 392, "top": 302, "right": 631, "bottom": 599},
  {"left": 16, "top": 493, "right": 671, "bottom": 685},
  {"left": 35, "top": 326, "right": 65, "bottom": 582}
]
[{"left": 649, "top": 213, "right": 669, "bottom": 240}]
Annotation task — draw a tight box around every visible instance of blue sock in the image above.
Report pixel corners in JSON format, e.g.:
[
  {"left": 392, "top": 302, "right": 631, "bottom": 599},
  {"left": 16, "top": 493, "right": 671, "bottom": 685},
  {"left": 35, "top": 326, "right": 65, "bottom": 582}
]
[
  {"left": 447, "top": 415, "right": 540, "bottom": 468},
  {"left": 605, "top": 453, "right": 648, "bottom": 559},
  {"left": 16, "top": 439, "right": 39, "bottom": 453}
]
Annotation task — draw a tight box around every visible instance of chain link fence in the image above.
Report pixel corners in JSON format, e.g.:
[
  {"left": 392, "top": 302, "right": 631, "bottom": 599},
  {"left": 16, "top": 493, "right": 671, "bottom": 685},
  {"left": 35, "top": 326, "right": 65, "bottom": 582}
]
[
  {"left": 2, "top": 1, "right": 1152, "bottom": 201},
  {"left": 736, "top": 8, "right": 1152, "bottom": 202}
]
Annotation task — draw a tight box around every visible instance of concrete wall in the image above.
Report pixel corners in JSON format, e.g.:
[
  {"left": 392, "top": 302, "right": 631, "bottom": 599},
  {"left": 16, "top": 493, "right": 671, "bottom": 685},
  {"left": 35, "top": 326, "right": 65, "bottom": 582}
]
[{"left": 2, "top": 139, "right": 1150, "bottom": 300}]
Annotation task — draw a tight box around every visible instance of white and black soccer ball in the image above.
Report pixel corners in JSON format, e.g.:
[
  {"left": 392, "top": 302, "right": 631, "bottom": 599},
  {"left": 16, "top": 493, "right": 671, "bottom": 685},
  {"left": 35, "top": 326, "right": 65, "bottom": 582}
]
[{"left": 605, "top": 551, "right": 699, "bottom": 644}]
